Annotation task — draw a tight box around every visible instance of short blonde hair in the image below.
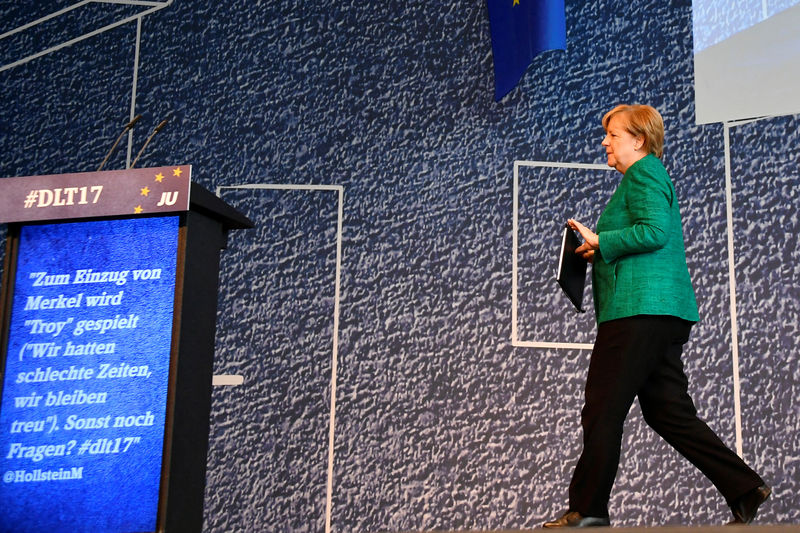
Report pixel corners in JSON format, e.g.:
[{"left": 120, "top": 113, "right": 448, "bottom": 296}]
[{"left": 602, "top": 104, "right": 664, "bottom": 159}]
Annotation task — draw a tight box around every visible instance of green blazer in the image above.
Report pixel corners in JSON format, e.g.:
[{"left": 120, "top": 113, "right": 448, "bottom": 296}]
[{"left": 592, "top": 154, "right": 699, "bottom": 324}]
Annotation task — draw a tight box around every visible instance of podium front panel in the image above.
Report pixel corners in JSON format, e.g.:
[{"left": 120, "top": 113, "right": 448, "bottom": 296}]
[{"left": 0, "top": 216, "right": 180, "bottom": 533}]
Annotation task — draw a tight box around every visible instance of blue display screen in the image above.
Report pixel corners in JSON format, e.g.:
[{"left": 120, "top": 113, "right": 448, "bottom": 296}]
[{"left": 0, "top": 216, "right": 179, "bottom": 533}]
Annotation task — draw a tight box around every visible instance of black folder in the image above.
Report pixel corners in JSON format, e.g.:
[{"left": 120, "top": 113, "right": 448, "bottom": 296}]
[{"left": 556, "top": 224, "right": 588, "bottom": 312}]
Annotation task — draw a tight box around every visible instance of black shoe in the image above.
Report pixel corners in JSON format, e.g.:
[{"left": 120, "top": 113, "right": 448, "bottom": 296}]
[
  {"left": 543, "top": 511, "right": 610, "bottom": 528},
  {"left": 728, "top": 484, "right": 771, "bottom": 525}
]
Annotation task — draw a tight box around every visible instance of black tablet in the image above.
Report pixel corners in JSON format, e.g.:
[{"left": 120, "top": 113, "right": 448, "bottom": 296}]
[{"left": 556, "top": 224, "right": 588, "bottom": 313}]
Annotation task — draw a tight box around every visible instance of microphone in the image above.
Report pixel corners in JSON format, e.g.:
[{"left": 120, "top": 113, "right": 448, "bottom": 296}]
[
  {"left": 97, "top": 114, "right": 142, "bottom": 171},
  {"left": 130, "top": 118, "right": 169, "bottom": 169}
]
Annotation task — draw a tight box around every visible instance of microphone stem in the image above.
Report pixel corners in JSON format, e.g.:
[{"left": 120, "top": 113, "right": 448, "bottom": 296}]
[
  {"left": 130, "top": 119, "right": 168, "bottom": 169},
  {"left": 131, "top": 130, "right": 157, "bottom": 169},
  {"left": 97, "top": 126, "right": 130, "bottom": 171}
]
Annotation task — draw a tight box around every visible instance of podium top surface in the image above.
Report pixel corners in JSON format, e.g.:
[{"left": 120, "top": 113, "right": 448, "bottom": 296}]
[{"left": 0, "top": 166, "right": 252, "bottom": 229}]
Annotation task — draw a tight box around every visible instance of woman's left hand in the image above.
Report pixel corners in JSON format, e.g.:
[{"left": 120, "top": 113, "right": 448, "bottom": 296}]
[{"left": 568, "top": 219, "right": 599, "bottom": 262}]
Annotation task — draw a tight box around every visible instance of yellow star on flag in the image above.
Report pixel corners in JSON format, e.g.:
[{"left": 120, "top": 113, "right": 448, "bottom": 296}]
[
  {"left": 140, "top": 186, "right": 150, "bottom": 197},
  {"left": 155, "top": 173, "right": 165, "bottom": 182},
  {"left": 172, "top": 167, "right": 183, "bottom": 177},
  {"left": 513, "top": 0, "right": 519, "bottom": 5},
  {"left": 134, "top": 205, "right": 143, "bottom": 214}
]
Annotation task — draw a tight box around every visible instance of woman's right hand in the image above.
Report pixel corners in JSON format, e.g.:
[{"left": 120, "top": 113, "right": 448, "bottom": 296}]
[{"left": 568, "top": 219, "right": 598, "bottom": 263}]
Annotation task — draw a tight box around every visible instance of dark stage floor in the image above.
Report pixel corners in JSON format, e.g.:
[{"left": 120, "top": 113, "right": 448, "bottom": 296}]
[{"left": 396, "top": 524, "right": 800, "bottom": 533}]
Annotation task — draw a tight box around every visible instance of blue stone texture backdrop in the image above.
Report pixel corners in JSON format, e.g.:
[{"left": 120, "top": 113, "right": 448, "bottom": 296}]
[{"left": 1, "top": 0, "right": 798, "bottom": 531}]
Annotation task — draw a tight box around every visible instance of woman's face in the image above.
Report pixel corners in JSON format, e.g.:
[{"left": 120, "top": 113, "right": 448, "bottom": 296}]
[{"left": 602, "top": 114, "right": 645, "bottom": 173}]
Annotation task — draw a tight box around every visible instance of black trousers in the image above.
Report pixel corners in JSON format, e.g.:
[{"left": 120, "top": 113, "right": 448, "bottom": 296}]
[{"left": 568, "top": 315, "right": 764, "bottom": 519}]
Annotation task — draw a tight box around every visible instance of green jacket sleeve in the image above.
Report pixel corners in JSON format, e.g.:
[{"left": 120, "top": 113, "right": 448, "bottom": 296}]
[{"left": 597, "top": 163, "right": 674, "bottom": 263}]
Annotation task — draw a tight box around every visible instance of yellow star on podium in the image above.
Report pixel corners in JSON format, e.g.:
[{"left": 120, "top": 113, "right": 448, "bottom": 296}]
[
  {"left": 134, "top": 205, "right": 143, "bottom": 214},
  {"left": 155, "top": 173, "right": 165, "bottom": 182},
  {"left": 172, "top": 167, "right": 183, "bottom": 177},
  {"left": 140, "top": 186, "right": 150, "bottom": 196}
]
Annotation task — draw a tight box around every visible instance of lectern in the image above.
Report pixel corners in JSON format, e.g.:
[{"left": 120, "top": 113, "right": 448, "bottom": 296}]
[{"left": 0, "top": 166, "right": 252, "bottom": 533}]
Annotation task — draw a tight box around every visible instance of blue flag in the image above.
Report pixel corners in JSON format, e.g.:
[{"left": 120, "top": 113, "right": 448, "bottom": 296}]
[{"left": 487, "top": 0, "right": 566, "bottom": 101}]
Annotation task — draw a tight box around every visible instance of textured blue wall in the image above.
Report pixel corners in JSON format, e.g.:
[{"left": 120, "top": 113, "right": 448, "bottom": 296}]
[{"left": 1, "top": 0, "right": 798, "bottom": 531}]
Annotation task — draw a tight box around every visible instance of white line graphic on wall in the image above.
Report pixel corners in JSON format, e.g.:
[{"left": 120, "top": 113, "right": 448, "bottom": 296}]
[
  {"left": 511, "top": 160, "right": 612, "bottom": 350},
  {"left": 216, "top": 183, "right": 344, "bottom": 533}
]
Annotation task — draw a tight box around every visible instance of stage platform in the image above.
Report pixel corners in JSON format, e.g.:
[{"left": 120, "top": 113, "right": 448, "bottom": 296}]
[{"left": 399, "top": 525, "right": 800, "bottom": 533}]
